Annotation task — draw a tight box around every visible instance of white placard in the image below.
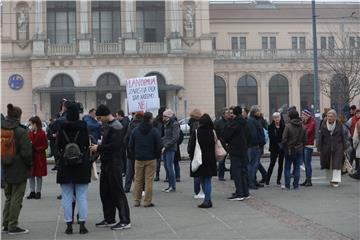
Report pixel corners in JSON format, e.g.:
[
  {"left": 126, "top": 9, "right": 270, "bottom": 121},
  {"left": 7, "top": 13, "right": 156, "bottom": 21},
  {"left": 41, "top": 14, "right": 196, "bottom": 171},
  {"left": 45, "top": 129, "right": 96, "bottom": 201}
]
[{"left": 126, "top": 76, "right": 160, "bottom": 113}]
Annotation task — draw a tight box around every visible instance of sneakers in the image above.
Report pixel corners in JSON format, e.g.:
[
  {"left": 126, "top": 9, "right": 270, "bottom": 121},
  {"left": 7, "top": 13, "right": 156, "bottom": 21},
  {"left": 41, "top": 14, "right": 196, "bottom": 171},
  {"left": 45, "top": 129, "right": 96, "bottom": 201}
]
[
  {"left": 164, "top": 187, "right": 176, "bottom": 193},
  {"left": 194, "top": 192, "right": 205, "bottom": 199},
  {"left": 35, "top": 192, "right": 41, "bottom": 199},
  {"left": 8, "top": 227, "right": 29, "bottom": 235},
  {"left": 95, "top": 220, "right": 116, "bottom": 228},
  {"left": 2, "top": 226, "right": 8, "bottom": 233},
  {"left": 198, "top": 202, "right": 212, "bottom": 208},
  {"left": 111, "top": 222, "right": 131, "bottom": 230},
  {"left": 331, "top": 182, "right": 339, "bottom": 188},
  {"left": 144, "top": 203, "right": 155, "bottom": 208},
  {"left": 27, "top": 192, "right": 35, "bottom": 199},
  {"left": 227, "top": 196, "right": 244, "bottom": 201}
]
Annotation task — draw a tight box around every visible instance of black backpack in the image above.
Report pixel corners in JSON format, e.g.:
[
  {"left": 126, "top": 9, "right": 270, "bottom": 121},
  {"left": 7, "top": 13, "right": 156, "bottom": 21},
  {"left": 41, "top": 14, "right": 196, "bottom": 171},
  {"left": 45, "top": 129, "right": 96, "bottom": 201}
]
[{"left": 62, "top": 130, "right": 83, "bottom": 166}]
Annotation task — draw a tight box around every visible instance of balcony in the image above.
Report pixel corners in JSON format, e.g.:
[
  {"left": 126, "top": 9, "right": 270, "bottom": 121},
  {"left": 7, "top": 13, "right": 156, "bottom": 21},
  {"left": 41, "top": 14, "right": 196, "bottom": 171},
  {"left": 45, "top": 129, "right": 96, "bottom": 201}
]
[
  {"left": 214, "top": 49, "right": 360, "bottom": 61},
  {"left": 47, "top": 41, "right": 77, "bottom": 56},
  {"left": 138, "top": 38, "right": 167, "bottom": 54},
  {"left": 93, "top": 38, "right": 123, "bottom": 55}
]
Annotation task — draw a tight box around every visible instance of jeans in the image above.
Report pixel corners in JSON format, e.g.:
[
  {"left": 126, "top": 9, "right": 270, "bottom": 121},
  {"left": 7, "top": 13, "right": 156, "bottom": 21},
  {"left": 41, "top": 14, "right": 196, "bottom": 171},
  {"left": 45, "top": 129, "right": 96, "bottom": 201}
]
[
  {"left": 29, "top": 177, "right": 42, "bottom": 193},
  {"left": 60, "top": 184, "right": 88, "bottom": 223},
  {"left": 218, "top": 158, "right": 226, "bottom": 179},
  {"left": 194, "top": 177, "right": 201, "bottom": 195},
  {"left": 163, "top": 150, "right": 176, "bottom": 189},
  {"left": 3, "top": 181, "right": 27, "bottom": 230},
  {"left": 231, "top": 156, "right": 249, "bottom": 197},
  {"left": 247, "top": 147, "right": 261, "bottom": 187},
  {"left": 124, "top": 158, "right": 134, "bottom": 191},
  {"left": 257, "top": 162, "right": 267, "bottom": 180},
  {"left": 284, "top": 151, "right": 302, "bottom": 189},
  {"left": 199, "top": 177, "right": 212, "bottom": 204},
  {"left": 267, "top": 150, "right": 284, "bottom": 183},
  {"left": 174, "top": 160, "right": 181, "bottom": 180},
  {"left": 303, "top": 147, "right": 313, "bottom": 179}
]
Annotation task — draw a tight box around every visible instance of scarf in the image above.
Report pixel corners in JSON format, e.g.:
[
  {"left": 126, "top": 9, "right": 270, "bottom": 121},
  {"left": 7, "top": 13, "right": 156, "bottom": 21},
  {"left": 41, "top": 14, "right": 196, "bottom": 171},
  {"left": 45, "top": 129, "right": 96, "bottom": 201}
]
[{"left": 326, "top": 120, "right": 336, "bottom": 135}]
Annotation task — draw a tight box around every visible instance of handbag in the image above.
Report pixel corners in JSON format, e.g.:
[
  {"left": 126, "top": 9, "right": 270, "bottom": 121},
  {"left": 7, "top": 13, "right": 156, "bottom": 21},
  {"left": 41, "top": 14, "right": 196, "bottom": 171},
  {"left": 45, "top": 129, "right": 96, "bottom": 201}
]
[
  {"left": 213, "top": 130, "right": 227, "bottom": 161},
  {"left": 342, "top": 153, "right": 354, "bottom": 174},
  {"left": 191, "top": 130, "right": 202, "bottom": 172}
]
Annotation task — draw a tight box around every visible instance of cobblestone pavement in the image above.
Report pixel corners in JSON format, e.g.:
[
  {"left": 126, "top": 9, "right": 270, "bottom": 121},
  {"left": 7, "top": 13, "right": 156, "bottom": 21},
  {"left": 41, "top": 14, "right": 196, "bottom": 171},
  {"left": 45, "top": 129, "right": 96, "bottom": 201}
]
[{"left": 1, "top": 157, "right": 359, "bottom": 240}]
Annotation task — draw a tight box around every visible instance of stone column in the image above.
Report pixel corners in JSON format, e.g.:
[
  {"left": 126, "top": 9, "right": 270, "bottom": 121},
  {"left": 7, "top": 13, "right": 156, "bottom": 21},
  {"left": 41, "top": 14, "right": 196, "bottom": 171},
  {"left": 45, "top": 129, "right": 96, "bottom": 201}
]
[
  {"left": 260, "top": 72, "right": 270, "bottom": 119},
  {"left": 124, "top": 1, "right": 137, "bottom": 54},
  {"left": 78, "top": 1, "right": 91, "bottom": 55},
  {"left": 32, "top": 0, "right": 45, "bottom": 56},
  {"left": 169, "top": 0, "right": 182, "bottom": 53}
]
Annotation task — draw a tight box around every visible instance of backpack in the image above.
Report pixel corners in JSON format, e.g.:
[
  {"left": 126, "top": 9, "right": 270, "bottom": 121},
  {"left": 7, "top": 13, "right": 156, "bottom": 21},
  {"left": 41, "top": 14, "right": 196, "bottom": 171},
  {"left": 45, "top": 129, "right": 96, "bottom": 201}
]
[
  {"left": 1, "top": 128, "right": 16, "bottom": 165},
  {"left": 62, "top": 130, "right": 83, "bottom": 166}
]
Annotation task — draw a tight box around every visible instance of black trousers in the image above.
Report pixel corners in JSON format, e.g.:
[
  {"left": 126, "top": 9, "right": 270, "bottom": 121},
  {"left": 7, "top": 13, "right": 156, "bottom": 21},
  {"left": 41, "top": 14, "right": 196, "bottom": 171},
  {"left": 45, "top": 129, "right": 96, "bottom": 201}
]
[
  {"left": 267, "top": 150, "right": 284, "bottom": 183},
  {"left": 230, "top": 156, "right": 249, "bottom": 198},
  {"left": 100, "top": 166, "right": 130, "bottom": 224}
]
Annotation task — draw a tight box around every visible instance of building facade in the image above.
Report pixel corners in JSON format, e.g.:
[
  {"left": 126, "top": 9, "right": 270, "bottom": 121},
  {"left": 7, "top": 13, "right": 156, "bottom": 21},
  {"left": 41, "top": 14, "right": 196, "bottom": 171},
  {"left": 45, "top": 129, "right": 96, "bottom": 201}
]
[{"left": 1, "top": 0, "right": 359, "bottom": 121}]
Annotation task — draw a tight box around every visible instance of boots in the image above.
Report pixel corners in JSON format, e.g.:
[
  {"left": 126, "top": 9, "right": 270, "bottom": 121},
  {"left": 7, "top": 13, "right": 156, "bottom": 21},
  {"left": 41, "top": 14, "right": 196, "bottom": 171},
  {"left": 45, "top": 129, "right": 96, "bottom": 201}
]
[
  {"left": 35, "top": 192, "right": 41, "bottom": 199},
  {"left": 79, "top": 221, "right": 88, "bottom": 234},
  {"left": 301, "top": 179, "right": 312, "bottom": 187},
  {"left": 26, "top": 192, "right": 35, "bottom": 199},
  {"left": 65, "top": 222, "right": 73, "bottom": 235}
]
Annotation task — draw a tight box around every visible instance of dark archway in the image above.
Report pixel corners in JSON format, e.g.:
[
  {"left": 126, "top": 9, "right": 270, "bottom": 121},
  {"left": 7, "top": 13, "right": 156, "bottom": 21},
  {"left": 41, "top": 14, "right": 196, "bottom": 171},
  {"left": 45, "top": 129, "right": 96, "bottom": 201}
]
[
  {"left": 96, "top": 73, "right": 121, "bottom": 114},
  {"left": 237, "top": 75, "right": 258, "bottom": 108},
  {"left": 50, "top": 74, "right": 75, "bottom": 118},
  {"left": 300, "top": 74, "right": 314, "bottom": 110},
  {"left": 214, "top": 75, "right": 227, "bottom": 118},
  {"left": 269, "top": 74, "right": 289, "bottom": 114}
]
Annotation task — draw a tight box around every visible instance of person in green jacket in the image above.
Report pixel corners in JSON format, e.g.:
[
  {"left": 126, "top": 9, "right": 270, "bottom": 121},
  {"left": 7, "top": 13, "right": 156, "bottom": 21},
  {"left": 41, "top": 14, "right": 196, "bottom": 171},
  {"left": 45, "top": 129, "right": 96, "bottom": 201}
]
[{"left": 2, "top": 104, "right": 32, "bottom": 235}]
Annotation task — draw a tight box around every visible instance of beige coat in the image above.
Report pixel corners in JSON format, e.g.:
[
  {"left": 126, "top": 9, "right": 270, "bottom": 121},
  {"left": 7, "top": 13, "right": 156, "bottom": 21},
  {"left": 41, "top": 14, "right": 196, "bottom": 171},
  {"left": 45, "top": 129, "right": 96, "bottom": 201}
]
[{"left": 353, "top": 122, "right": 360, "bottom": 158}]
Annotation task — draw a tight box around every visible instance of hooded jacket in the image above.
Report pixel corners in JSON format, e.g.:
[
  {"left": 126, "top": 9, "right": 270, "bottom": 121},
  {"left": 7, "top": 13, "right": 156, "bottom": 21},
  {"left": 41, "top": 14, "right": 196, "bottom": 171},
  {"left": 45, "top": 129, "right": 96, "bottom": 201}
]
[
  {"left": 223, "top": 115, "right": 250, "bottom": 158},
  {"left": 281, "top": 118, "right": 307, "bottom": 153},
  {"left": 1, "top": 117, "right": 33, "bottom": 183},
  {"left": 129, "top": 122, "right": 161, "bottom": 161}
]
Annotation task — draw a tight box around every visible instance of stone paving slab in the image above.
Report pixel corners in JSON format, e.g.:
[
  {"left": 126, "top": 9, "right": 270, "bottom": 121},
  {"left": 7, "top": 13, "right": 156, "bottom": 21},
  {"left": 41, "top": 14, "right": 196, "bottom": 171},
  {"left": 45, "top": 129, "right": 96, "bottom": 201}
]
[{"left": 1, "top": 157, "right": 359, "bottom": 240}]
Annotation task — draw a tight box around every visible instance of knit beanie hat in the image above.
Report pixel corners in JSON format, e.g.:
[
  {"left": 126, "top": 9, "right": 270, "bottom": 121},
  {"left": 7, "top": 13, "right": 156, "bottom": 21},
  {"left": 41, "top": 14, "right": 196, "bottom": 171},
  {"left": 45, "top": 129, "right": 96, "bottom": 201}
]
[
  {"left": 96, "top": 104, "right": 111, "bottom": 116},
  {"left": 163, "top": 109, "right": 174, "bottom": 118},
  {"left": 189, "top": 108, "right": 202, "bottom": 120},
  {"left": 7, "top": 104, "right": 22, "bottom": 120},
  {"left": 302, "top": 108, "right": 312, "bottom": 118}
]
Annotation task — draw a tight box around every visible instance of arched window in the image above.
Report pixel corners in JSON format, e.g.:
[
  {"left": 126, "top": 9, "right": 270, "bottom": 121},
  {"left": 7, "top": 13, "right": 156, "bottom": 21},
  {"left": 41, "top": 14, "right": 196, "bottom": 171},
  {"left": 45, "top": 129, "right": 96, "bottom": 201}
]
[
  {"left": 237, "top": 75, "right": 257, "bottom": 108},
  {"left": 214, "top": 75, "right": 227, "bottom": 118},
  {"left": 300, "top": 74, "right": 314, "bottom": 110},
  {"left": 96, "top": 73, "right": 121, "bottom": 114},
  {"left": 145, "top": 72, "right": 166, "bottom": 107},
  {"left": 269, "top": 74, "right": 289, "bottom": 114},
  {"left": 50, "top": 74, "right": 75, "bottom": 118},
  {"left": 96, "top": 73, "right": 120, "bottom": 87},
  {"left": 331, "top": 74, "right": 349, "bottom": 115}
]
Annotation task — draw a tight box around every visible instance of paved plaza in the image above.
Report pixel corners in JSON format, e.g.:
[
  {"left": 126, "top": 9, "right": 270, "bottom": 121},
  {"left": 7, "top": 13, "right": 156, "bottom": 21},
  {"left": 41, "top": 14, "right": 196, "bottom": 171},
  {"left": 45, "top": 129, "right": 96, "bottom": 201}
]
[{"left": 1, "top": 157, "right": 359, "bottom": 240}]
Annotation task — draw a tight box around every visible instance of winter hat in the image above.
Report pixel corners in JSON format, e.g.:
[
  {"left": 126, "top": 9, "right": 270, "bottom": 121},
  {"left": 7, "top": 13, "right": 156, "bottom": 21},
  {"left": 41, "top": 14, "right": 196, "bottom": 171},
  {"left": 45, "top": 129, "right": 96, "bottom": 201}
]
[
  {"left": 163, "top": 109, "right": 174, "bottom": 118},
  {"left": 7, "top": 103, "right": 22, "bottom": 120},
  {"left": 302, "top": 108, "right": 312, "bottom": 118},
  {"left": 190, "top": 108, "right": 202, "bottom": 120},
  {"left": 96, "top": 104, "right": 111, "bottom": 116},
  {"left": 134, "top": 111, "right": 144, "bottom": 120},
  {"left": 288, "top": 110, "right": 300, "bottom": 120},
  {"left": 233, "top": 106, "right": 242, "bottom": 116},
  {"left": 287, "top": 106, "right": 297, "bottom": 113}
]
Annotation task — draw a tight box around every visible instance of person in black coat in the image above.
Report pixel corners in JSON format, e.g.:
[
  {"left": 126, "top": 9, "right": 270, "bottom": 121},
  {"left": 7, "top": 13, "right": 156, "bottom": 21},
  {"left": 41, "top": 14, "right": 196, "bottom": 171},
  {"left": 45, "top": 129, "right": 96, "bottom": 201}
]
[
  {"left": 266, "top": 112, "right": 285, "bottom": 185},
  {"left": 223, "top": 106, "right": 251, "bottom": 201},
  {"left": 56, "top": 103, "right": 91, "bottom": 235},
  {"left": 90, "top": 104, "right": 131, "bottom": 230},
  {"left": 189, "top": 114, "right": 217, "bottom": 208},
  {"left": 153, "top": 107, "right": 166, "bottom": 181}
]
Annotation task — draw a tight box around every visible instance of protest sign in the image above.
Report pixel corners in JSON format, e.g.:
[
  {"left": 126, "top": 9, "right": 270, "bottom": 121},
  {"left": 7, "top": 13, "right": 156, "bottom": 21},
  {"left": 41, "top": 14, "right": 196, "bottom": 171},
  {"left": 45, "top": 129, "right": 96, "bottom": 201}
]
[{"left": 126, "top": 76, "right": 160, "bottom": 113}]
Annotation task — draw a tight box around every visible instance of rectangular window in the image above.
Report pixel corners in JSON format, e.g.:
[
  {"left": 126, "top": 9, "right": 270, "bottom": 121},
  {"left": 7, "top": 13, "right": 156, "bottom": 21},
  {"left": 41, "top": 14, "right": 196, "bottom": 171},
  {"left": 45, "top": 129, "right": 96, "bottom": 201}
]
[
  {"left": 231, "top": 37, "right": 238, "bottom": 50},
  {"left": 262, "top": 36, "right": 268, "bottom": 49},
  {"left": 328, "top": 36, "right": 335, "bottom": 49},
  {"left": 92, "top": 1, "right": 121, "bottom": 43},
  {"left": 292, "top": 37, "right": 298, "bottom": 49},
  {"left": 212, "top": 37, "right": 216, "bottom": 50},
  {"left": 270, "top": 37, "right": 276, "bottom": 49},
  {"left": 299, "top": 37, "right": 306, "bottom": 49},
  {"left": 349, "top": 36, "right": 355, "bottom": 48},
  {"left": 239, "top": 37, "right": 246, "bottom": 50},
  {"left": 137, "top": 1, "right": 165, "bottom": 42},
  {"left": 47, "top": 1, "right": 76, "bottom": 44},
  {"left": 320, "top": 36, "right": 327, "bottom": 49}
]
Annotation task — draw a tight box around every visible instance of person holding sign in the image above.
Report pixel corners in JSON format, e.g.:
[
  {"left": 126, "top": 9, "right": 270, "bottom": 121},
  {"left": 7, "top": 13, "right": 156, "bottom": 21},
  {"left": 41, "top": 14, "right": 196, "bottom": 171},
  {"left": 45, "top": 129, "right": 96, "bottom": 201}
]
[{"left": 161, "top": 109, "right": 180, "bottom": 193}]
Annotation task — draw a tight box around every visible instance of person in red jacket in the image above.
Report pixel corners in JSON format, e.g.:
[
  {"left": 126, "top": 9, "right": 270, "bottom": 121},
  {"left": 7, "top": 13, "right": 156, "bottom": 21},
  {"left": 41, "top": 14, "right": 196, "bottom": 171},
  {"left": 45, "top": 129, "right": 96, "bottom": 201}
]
[
  {"left": 346, "top": 109, "right": 360, "bottom": 169},
  {"left": 301, "top": 109, "right": 315, "bottom": 187},
  {"left": 27, "top": 116, "right": 48, "bottom": 199}
]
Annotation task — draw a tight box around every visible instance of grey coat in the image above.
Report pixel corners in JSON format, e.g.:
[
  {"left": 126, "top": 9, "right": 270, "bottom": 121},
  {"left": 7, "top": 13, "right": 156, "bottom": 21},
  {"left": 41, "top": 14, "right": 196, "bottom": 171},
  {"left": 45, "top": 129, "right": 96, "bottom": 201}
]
[
  {"left": 318, "top": 121, "right": 345, "bottom": 170},
  {"left": 161, "top": 118, "right": 180, "bottom": 152}
]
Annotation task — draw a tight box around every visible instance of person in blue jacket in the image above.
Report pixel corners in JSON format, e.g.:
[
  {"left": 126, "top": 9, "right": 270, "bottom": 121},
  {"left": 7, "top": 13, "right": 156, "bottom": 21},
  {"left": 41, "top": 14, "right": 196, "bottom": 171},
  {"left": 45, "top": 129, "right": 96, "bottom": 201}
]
[{"left": 83, "top": 108, "right": 101, "bottom": 142}]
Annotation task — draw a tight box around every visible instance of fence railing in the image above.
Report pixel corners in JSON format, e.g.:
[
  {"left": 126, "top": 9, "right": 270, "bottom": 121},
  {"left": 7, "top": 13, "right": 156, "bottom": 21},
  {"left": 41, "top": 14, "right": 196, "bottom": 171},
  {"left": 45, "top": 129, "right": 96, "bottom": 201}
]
[
  {"left": 47, "top": 41, "right": 77, "bottom": 56},
  {"left": 93, "top": 38, "right": 122, "bottom": 55}
]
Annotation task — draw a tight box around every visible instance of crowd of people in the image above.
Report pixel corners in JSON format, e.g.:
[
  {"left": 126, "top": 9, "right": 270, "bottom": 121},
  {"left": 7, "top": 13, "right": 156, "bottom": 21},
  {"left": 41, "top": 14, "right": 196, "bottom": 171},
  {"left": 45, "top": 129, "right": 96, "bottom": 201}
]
[{"left": 1, "top": 100, "right": 359, "bottom": 235}]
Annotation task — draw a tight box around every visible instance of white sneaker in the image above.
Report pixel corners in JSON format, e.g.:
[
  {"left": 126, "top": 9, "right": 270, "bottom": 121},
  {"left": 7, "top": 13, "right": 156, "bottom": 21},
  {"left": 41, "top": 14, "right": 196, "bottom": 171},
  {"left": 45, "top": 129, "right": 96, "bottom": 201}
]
[
  {"left": 300, "top": 165, "right": 306, "bottom": 171},
  {"left": 194, "top": 193, "right": 205, "bottom": 199},
  {"left": 164, "top": 187, "right": 175, "bottom": 193}
]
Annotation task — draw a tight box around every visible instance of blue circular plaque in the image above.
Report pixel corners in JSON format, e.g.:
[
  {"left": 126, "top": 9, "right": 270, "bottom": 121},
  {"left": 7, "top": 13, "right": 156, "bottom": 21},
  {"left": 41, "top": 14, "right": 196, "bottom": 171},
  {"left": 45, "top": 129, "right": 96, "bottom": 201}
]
[{"left": 8, "top": 74, "right": 24, "bottom": 90}]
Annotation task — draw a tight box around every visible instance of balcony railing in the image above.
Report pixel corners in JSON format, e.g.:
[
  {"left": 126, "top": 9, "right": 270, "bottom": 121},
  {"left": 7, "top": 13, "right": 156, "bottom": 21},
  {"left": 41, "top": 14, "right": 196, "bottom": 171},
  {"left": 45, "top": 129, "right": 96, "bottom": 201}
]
[
  {"left": 215, "top": 49, "right": 360, "bottom": 60},
  {"left": 138, "top": 38, "right": 167, "bottom": 54},
  {"left": 47, "top": 41, "right": 77, "bottom": 56},
  {"left": 93, "top": 38, "right": 122, "bottom": 55}
]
